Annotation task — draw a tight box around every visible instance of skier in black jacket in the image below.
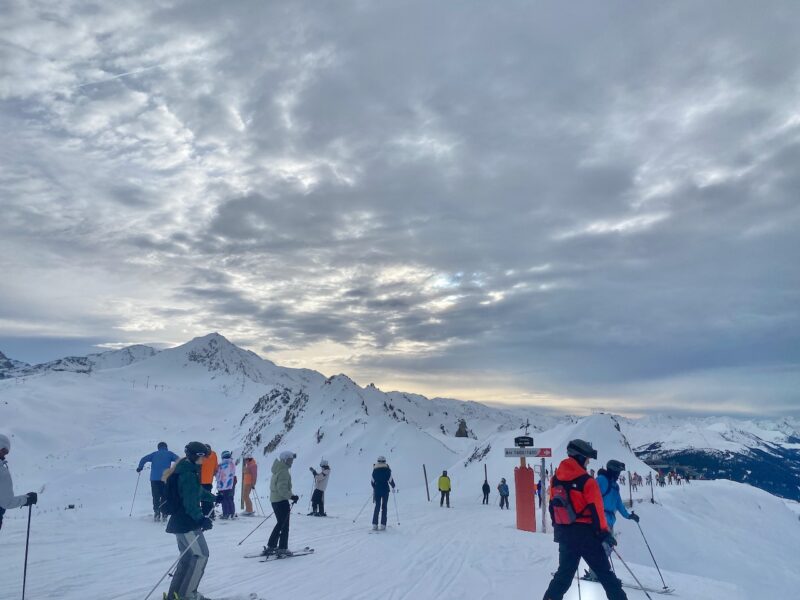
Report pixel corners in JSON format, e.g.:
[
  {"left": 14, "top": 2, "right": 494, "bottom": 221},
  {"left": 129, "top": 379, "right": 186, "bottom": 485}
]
[{"left": 482, "top": 480, "right": 490, "bottom": 505}]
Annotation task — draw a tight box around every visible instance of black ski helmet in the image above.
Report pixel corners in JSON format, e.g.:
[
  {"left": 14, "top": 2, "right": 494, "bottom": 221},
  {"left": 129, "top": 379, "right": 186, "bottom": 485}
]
[
  {"left": 566, "top": 439, "right": 597, "bottom": 460},
  {"left": 606, "top": 459, "right": 626, "bottom": 473},
  {"left": 157, "top": 441, "right": 168, "bottom": 450},
  {"left": 185, "top": 441, "right": 208, "bottom": 461}
]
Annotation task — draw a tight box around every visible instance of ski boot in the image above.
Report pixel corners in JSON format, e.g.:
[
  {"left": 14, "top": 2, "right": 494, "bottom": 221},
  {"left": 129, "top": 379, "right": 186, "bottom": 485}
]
[
  {"left": 379, "top": 524, "right": 386, "bottom": 531},
  {"left": 275, "top": 548, "right": 294, "bottom": 558},
  {"left": 372, "top": 524, "right": 379, "bottom": 530}
]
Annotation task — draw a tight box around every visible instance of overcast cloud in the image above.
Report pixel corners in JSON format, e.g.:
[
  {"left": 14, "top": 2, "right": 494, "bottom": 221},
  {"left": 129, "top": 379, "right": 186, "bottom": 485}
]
[{"left": 1, "top": 1, "right": 799, "bottom": 416}]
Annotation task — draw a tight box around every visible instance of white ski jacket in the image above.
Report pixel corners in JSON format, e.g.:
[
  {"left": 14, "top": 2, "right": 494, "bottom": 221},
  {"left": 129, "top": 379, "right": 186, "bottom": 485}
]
[{"left": 0, "top": 459, "right": 28, "bottom": 510}]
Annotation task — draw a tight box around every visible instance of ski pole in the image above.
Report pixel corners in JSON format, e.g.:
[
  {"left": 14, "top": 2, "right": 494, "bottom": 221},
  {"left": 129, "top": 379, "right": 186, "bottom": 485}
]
[
  {"left": 237, "top": 511, "right": 274, "bottom": 546},
  {"left": 254, "top": 490, "right": 267, "bottom": 517},
  {"left": 636, "top": 521, "right": 669, "bottom": 590},
  {"left": 129, "top": 471, "right": 141, "bottom": 517},
  {"left": 575, "top": 560, "right": 582, "bottom": 600},
  {"left": 611, "top": 547, "right": 654, "bottom": 600},
  {"left": 392, "top": 488, "right": 400, "bottom": 525},
  {"left": 22, "top": 504, "right": 32, "bottom": 600},
  {"left": 352, "top": 492, "right": 373, "bottom": 523}
]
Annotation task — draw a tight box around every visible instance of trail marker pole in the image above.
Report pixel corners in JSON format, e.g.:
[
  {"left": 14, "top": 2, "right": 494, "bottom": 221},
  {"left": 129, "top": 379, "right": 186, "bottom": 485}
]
[{"left": 422, "top": 464, "right": 430, "bottom": 502}]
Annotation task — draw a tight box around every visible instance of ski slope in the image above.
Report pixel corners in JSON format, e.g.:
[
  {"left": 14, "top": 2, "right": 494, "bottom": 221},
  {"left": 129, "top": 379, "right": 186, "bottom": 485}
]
[
  {"left": 2, "top": 333, "right": 800, "bottom": 598},
  {"left": 1, "top": 477, "right": 796, "bottom": 599}
]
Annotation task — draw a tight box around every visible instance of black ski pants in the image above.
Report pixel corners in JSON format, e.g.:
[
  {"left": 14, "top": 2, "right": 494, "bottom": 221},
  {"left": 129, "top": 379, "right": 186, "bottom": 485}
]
[
  {"left": 150, "top": 480, "right": 166, "bottom": 516},
  {"left": 482, "top": 491, "right": 489, "bottom": 504},
  {"left": 439, "top": 490, "right": 450, "bottom": 507},
  {"left": 499, "top": 495, "right": 509, "bottom": 509},
  {"left": 543, "top": 525, "right": 627, "bottom": 600},
  {"left": 372, "top": 492, "right": 389, "bottom": 526},
  {"left": 268, "top": 500, "right": 291, "bottom": 550},
  {"left": 311, "top": 489, "right": 325, "bottom": 515}
]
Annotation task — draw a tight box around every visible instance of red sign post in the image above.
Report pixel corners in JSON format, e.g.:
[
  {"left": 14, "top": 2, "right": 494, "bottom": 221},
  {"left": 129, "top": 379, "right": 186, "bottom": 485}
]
[{"left": 505, "top": 447, "right": 552, "bottom": 533}]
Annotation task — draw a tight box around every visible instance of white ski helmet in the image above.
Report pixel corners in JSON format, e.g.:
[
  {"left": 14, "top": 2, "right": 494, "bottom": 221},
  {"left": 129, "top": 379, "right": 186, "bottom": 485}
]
[
  {"left": 376, "top": 455, "right": 387, "bottom": 463},
  {"left": 279, "top": 450, "right": 297, "bottom": 463}
]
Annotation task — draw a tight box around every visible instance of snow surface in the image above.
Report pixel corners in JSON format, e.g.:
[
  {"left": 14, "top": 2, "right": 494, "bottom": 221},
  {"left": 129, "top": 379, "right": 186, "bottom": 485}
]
[{"left": 2, "top": 333, "right": 800, "bottom": 599}]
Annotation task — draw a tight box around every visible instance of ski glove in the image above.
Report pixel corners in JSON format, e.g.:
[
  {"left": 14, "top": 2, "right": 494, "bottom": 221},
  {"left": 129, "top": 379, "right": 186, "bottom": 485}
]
[
  {"left": 601, "top": 531, "right": 617, "bottom": 548},
  {"left": 198, "top": 517, "right": 213, "bottom": 531},
  {"left": 290, "top": 495, "right": 299, "bottom": 504},
  {"left": 629, "top": 512, "right": 640, "bottom": 523},
  {"left": 25, "top": 492, "right": 38, "bottom": 506},
  {"left": 136, "top": 467, "right": 143, "bottom": 473},
  {"left": 215, "top": 493, "right": 224, "bottom": 504}
]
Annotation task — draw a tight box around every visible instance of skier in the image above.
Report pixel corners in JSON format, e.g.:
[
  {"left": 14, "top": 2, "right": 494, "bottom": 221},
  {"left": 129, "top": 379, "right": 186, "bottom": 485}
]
[
  {"left": 241, "top": 456, "right": 258, "bottom": 516},
  {"left": 215, "top": 450, "right": 237, "bottom": 519},
  {"left": 163, "top": 441, "right": 216, "bottom": 600},
  {"left": 371, "top": 456, "right": 396, "bottom": 530},
  {"left": 497, "top": 478, "right": 510, "bottom": 509},
  {"left": 585, "top": 460, "right": 640, "bottom": 582},
  {"left": 265, "top": 450, "right": 299, "bottom": 557},
  {"left": 438, "top": 470, "right": 451, "bottom": 508},
  {"left": 199, "top": 444, "right": 218, "bottom": 519},
  {"left": 0, "top": 433, "right": 38, "bottom": 532},
  {"left": 137, "top": 442, "right": 179, "bottom": 521},
  {"left": 542, "top": 439, "right": 626, "bottom": 600},
  {"left": 482, "top": 479, "right": 490, "bottom": 505},
  {"left": 308, "top": 459, "right": 331, "bottom": 516}
]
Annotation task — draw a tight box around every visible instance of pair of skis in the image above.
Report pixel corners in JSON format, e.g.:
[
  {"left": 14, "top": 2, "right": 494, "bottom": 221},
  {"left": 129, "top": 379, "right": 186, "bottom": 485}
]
[
  {"left": 244, "top": 546, "right": 315, "bottom": 562},
  {"left": 581, "top": 572, "right": 675, "bottom": 595}
]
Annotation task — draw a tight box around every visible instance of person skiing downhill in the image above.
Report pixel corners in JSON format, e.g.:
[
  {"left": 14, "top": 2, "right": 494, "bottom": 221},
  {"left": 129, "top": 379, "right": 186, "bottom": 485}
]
[
  {"left": 497, "top": 478, "right": 510, "bottom": 509},
  {"left": 137, "top": 442, "right": 179, "bottom": 521},
  {"left": 309, "top": 459, "right": 331, "bottom": 516},
  {"left": 0, "top": 433, "right": 37, "bottom": 532},
  {"left": 371, "top": 456, "right": 395, "bottom": 530},
  {"left": 163, "top": 441, "right": 216, "bottom": 600},
  {"left": 215, "top": 451, "right": 237, "bottom": 519},
  {"left": 482, "top": 480, "right": 490, "bottom": 505},
  {"left": 438, "top": 470, "right": 451, "bottom": 507},
  {"left": 542, "top": 439, "right": 627, "bottom": 600},
  {"left": 265, "top": 450, "right": 299, "bottom": 557}
]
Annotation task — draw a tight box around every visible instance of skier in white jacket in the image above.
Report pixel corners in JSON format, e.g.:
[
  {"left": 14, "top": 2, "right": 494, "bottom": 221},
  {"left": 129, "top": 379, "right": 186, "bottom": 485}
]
[
  {"left": 308, "top": 460, "right": 331, "bottom": 516},
  {"left": 0, "top": 433, "right": 38, "bottom": 532}
]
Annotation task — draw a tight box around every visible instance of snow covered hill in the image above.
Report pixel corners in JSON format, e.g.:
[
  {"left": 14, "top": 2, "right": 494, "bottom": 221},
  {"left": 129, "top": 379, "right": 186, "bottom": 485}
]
[{"left": 621, "top": 415, "right": 800, "bottom": 500}]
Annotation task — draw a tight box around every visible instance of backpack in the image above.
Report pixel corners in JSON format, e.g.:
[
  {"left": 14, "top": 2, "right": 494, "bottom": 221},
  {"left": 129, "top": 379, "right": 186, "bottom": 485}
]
[
  {"left": 161, "top": 469, "right": 183, "bottom": 516},
  {"left": 549, "top": 473, "right": 590, "bottom": 526}
]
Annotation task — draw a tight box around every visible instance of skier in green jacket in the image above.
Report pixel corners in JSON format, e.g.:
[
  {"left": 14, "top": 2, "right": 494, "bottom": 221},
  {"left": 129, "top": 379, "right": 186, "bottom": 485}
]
[
  {"left": 265, "top": 450, "right": 299, "bottom": 557},
  {"left": 163, "top": 441, "right": 217, "bottom": 600}
]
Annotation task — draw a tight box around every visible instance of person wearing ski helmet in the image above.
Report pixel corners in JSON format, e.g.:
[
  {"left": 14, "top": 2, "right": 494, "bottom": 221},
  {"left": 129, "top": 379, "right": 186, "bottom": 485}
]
[
  {"left": 137, "top": 441, "right": 179, "bottom": 522},
  {"left": 164, "top": 441, "right": 217, "bottom": 600},
  {"left": 598, "top": 460, "right": 639, "bottom": 531},
  {"left": 309, "top": 459, "right": 331, "bottom": 516},
  {"left": 199, "top": 444, "right": 218, "bottom": 520},
  {"left": 497, "top": 478, "right": 510, "bottom": 509},
  {"left": 438, "top": 470, "right": 451, "bottom": 508},
  {"left": 542, "top": 439, "right": 627, "bottom": 600},
  {"left": 215, "top": 450, "right": 237, "bottom": 519},
  {"left": 0, "top": 433, "right": 38, "bottom": 533},
  {"left": 584, "top": 459, "right": 641, "bottom": 583},
  {"left": 266, "top": 451, "right": 299, "bottom": 557},
  {"left": 371, "top": 456, "right": 395, "bottom": 530}
]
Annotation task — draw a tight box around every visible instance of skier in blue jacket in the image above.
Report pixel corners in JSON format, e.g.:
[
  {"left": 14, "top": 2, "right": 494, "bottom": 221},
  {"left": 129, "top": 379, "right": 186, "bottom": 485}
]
[
  {"left": 137, "top": 442, "right": 179, "bottom": 521},
  {"left": 585, "top": 460, "right": 640, "bottom": 583},
  {"left": 596, "top": 460, "right": 639, "bottom": 530}
]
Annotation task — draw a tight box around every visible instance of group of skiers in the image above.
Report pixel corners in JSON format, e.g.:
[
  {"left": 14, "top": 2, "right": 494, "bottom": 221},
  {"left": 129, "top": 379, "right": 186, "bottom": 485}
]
[{"left": 542, "top": 439, "right": 642, "bottom": 600}]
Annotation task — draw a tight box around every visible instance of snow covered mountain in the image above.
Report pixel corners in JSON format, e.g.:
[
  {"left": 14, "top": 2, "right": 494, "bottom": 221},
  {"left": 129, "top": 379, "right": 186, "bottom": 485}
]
[
  {"left": 2, "top": 334, "right": 800, "bottom": 598},
  {"left": 621, "top": 415, "right": 800, "bottom": 501},
  {"left": 2, "top": 332, "right": 798, "bottom": 501},
  {"left": 0, "top": 349, "right": 29, "bottom": 378}
]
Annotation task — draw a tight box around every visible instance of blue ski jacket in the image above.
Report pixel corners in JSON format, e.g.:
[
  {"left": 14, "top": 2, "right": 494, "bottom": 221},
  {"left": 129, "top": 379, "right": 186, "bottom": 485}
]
[
  {"left": 138, "top": 448, "right": 179, "bottom": 481},
  {"left": 371, "top": 463, "right": 395, "bottom": 496},
  {"left": 597, "top": 470, "right": 631, "bottom": 528}
]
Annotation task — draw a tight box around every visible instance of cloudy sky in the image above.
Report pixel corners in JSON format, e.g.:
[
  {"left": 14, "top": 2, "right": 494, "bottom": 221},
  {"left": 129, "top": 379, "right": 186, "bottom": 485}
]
[{"left": 2, "top": 1, "right": 799, "bottom": 417}]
